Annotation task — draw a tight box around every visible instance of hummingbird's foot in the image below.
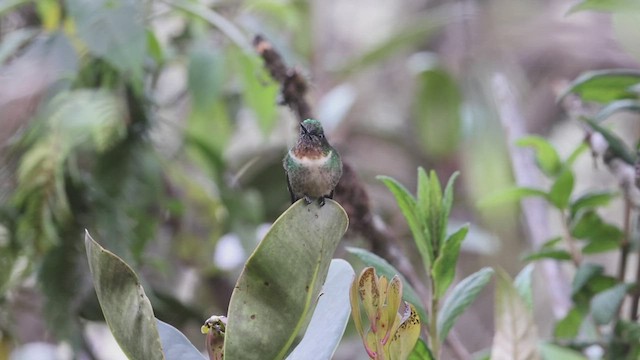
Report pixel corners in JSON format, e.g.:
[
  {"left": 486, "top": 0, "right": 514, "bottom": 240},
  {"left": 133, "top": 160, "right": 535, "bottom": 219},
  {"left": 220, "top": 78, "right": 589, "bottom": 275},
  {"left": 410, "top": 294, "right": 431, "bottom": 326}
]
[
  {"left": 303, "top": 195, "right": 313, "bottom": 205},
  {"left": 318, "top": 197, "right": 326, "bottom": 207}
]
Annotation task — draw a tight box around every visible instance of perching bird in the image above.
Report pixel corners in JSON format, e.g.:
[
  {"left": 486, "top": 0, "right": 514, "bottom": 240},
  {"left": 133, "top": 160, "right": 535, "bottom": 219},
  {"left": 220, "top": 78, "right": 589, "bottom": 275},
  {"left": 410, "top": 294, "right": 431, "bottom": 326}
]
[{"left": 283, "top": 119, "right": 343, "bottom": 206}]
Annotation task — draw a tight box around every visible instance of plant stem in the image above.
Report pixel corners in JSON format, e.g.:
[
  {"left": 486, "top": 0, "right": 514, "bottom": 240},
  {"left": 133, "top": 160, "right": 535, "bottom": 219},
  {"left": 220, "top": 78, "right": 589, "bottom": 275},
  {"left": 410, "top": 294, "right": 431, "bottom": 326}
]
[
  {"left": 429, "top": 277, "right": 440, "bottom": 359},
  {"left": 561, "top": 210, "right": 582, "bottom": 267},
  {"left": 618, "top": 199, "right": 631, "bottom": 284},
  {"left": 630, "top": 211, "right": 640, "bottom": 320}
]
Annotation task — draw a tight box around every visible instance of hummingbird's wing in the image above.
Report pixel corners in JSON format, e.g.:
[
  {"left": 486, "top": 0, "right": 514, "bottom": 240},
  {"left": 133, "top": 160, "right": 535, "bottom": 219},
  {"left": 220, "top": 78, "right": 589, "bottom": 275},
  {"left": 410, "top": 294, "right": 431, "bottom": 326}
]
[{"left": 286, "top": 172, "right": 296, "bottom": 203}]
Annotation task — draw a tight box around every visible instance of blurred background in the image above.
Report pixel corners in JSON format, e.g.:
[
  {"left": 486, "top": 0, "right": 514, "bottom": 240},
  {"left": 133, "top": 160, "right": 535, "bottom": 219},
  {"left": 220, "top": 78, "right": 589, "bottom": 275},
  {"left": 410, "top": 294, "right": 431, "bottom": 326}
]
[{"left": 1, "top": 0, "right": 639, "bottom": 358}]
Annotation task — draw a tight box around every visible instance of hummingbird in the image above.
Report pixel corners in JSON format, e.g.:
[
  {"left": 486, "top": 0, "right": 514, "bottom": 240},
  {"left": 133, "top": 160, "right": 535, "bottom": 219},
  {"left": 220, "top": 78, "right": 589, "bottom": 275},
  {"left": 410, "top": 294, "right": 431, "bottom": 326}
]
[{"left": 283, "top": 119, "right": 343, "bottom": 206}]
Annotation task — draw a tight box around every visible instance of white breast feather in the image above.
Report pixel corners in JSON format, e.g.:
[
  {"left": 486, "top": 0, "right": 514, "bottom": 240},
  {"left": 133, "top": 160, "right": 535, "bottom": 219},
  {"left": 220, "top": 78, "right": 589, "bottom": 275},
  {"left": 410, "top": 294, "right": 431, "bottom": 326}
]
[{"left": 289, "top": 150, "right": 332, "bottom": 166}]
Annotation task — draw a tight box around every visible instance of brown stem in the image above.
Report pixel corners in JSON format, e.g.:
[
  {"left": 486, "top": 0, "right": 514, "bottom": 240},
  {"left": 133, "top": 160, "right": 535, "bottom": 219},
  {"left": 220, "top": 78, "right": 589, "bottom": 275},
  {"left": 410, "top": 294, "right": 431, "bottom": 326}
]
[{"left": 618, "top": 199, "right": 630, "bottom": 283}]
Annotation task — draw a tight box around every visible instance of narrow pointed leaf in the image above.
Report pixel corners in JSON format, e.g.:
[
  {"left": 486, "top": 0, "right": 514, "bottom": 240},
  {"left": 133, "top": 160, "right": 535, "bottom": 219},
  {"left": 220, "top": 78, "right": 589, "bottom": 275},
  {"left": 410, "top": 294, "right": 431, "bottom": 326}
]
[
  {"left": 224, "top": 199, "right": 348, "bottom": 360},
  {"left": 514, "top": 264, "right": 535, "bottom": 310},
  {"left": 490, "top": 270, "right": 541, "bottom": 360},
  {"left": 440, "top": 171, "right": 459, "bottom": 248},
  {"left": 428, "top": 170, "right": 444, "bottom": 249},
  {"left": 157, "top": 319, "right": 205, "bottom": 360},
  {"left": 346, "top": 247, "right": 427, "bottom": 324},
  {"left": 437, "top": 267, "right": 494, "bottom": 341},
  {"left": 378, "top": 176, "right": 433, "bottom": 268},
  {"left": 594, "top": 99, "right": 640, "bottom": 122},
  {"left": 432, "top": 225, "right": 469, "bottom": 299},
  {"left": 416, "top": 167, "right": 430, "bottom": 227},
  {"left": 478, "top": 187, "right": 548, "bottom": 208},
  {"left": 287, "top": 259, "right": 355, "bottom": 360},
  {"left": 84, "top": 232, "right": 164, "bottom": 360}
]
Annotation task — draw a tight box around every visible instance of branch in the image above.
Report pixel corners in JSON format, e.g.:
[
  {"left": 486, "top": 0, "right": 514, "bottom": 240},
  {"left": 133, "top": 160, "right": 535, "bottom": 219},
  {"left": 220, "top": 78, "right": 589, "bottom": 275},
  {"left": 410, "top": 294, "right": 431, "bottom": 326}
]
[
  {"left": 254, "top": 34, "right": 472, "bottom": 360},
  {"left": 491, "top": 72, "right": 573, "bottom": 318}
]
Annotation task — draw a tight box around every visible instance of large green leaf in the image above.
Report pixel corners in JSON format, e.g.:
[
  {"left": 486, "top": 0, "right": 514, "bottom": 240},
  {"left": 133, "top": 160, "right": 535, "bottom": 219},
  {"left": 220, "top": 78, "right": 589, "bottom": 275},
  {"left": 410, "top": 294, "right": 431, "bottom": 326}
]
[
  {"left": 66, "top": 0, "right": 146, "bottom": 79},
  {"left": 156, "top": 319, "right": 205, "bottom": 360},
  {"left": 85, "top": 232, "right": 164, "bottom": 360},
  {"left": 345, "top": 246, "right": 427, "bottom": 324},
  {"left": 286, "top": 259, "right": 354, "bottom": 360},
  {"left": 490, "top": 270, "right": 540, "bottom": 360},
  {"left": 437, "top": 267, "right": 494, "bottom": 341},
  {"left": 224, "top": 199, "right": 348, "bottom": 360},
  {"left": 559, "top": 69, "right": 640, "bottom": 103},
  {"left": 432, "top": 225, "right": 469, "bottom": 299}
]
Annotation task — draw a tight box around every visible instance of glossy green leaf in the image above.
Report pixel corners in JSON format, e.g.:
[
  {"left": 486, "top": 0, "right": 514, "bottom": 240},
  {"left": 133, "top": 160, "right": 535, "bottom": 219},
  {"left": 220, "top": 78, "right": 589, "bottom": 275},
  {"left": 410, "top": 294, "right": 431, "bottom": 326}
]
[
  {"left": 581, "top": 117, "right": 635, "bottom": 164},
  {"left": 437, "top": 267, "right": 494, "bottom": 341},
  {"left": 408, "top": 339, "right": 434, "bottom": 360},
  {"left": 414, "top": 68, "right": 462, "bottom": 156},
  {"left": 287, "top": 259, "right": 354, "bottom": 360},
  {"left": 591, "top": 283, "right": 632, "bottom": 325},
  {"left": 478, "top": 187, "right": 548, "bottom": 208},
  {"left": 67, "top": 0, "right": 146, "bottom": 79},
  {"left": 378, "top": 175, "right": 433, "bottom": 269},
  {"left": 490, "top": 270, "right": 540, "bottom": 360},
  {"left": 594, "top": 99, "right": 640, "bottom": 122},
  {"left": 346, "top": 247, "right": 427, "bottom": 324},
  {"left": 157, "top": 319, "right": 205, "bottom": 360},
  {"left": 570, "top": 191, "right": 618, "bottom": 217},
  {"left": 85, "top": 232, "right": 165, "bottom": 360},
  {"left": 559, "top": 69, "right": 640, "bottom": 103},
  {"left": 568, "top": 0, "right": 640, "bottom": 14},
  {"left": 514, "top": 264, "right": 535, "bottom": 310},
  {"left": 516, "top": 136, "right": 562, "bottom": 177},
  {"left": 428, "top": 170, "right": 444, "bottom": 249},
  {"left": 548, "top": 170, "right": 574, "bottom": 210},
  {"left": 224, "top": 199, "right": 348, "bottom": 360},
  {"left": 432, "top": 225, "right": 469, "bottom": 299},
  {"left": 539, "top": 343, "right": 587, "bottom": 360},
  {"left": 146, "top": 30, "right": 164, "bottom": 65},
  {"left": 554, "top": 307, "right": 584, "bottom": 339},
  {"left": 571, "top": 263, "right": 604, "bottom": 296}
]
